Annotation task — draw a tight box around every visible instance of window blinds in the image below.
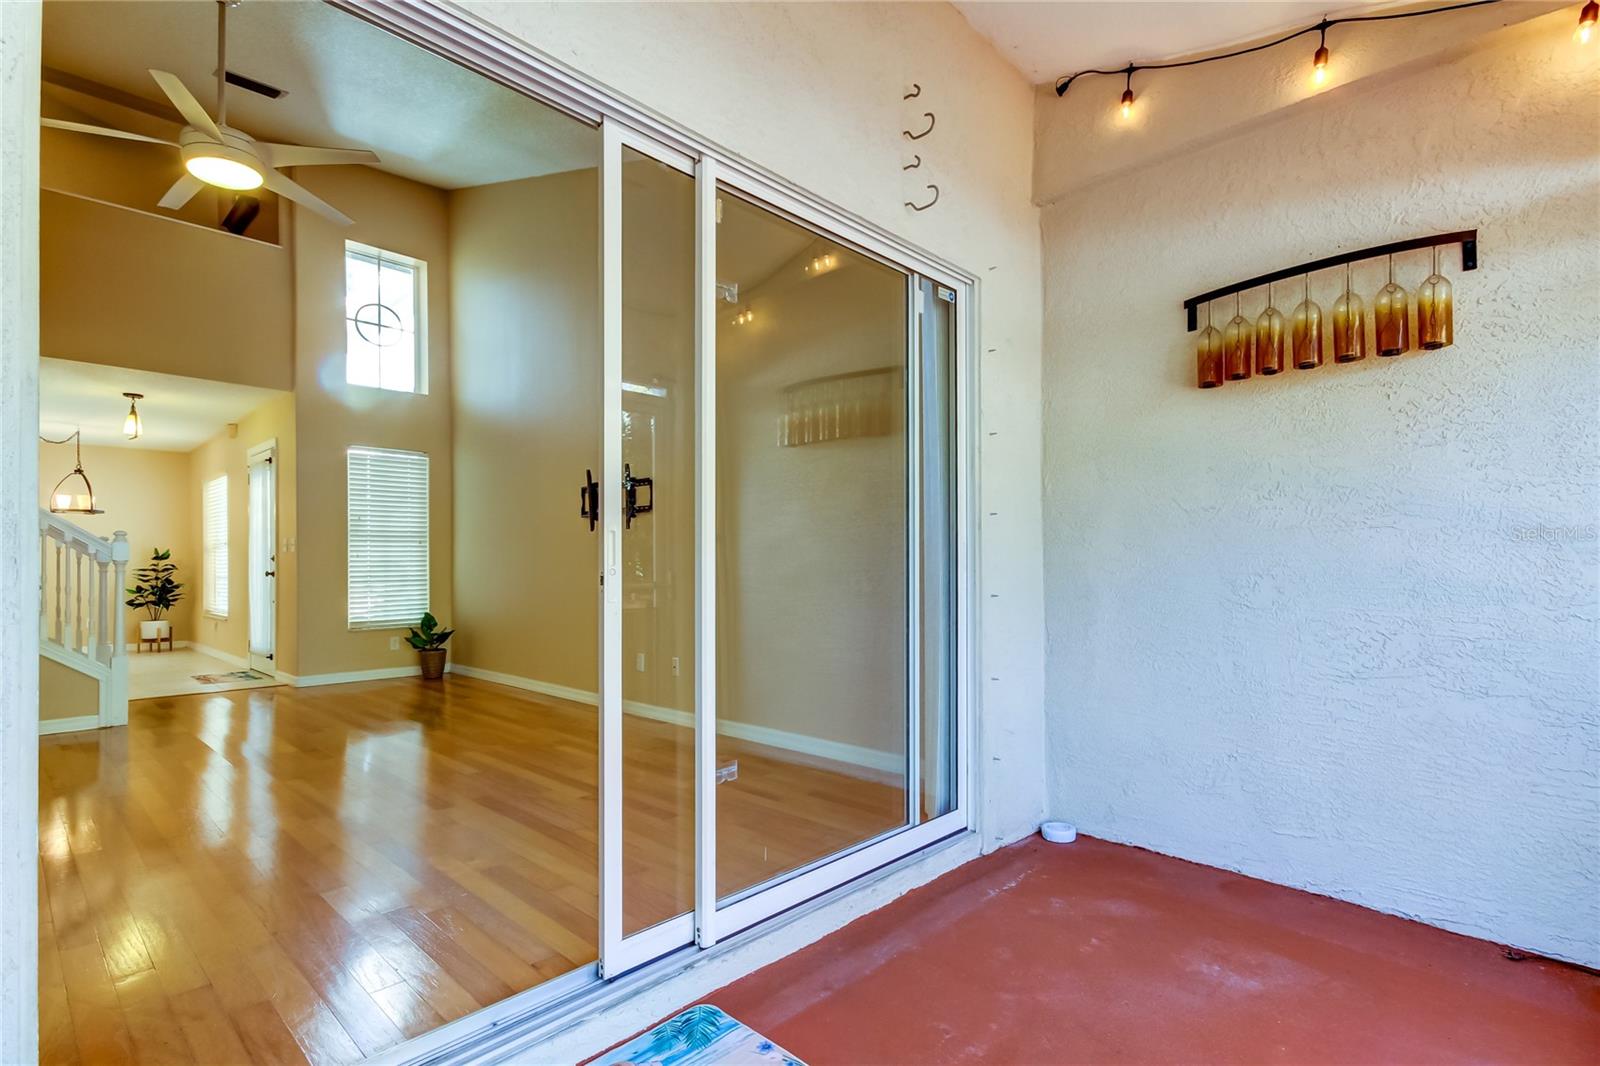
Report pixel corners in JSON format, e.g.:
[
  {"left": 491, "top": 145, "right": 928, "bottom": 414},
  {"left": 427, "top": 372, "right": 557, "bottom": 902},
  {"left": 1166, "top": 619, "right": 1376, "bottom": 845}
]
[
  {"left": 347, "top": 446, "right": 429, "bottom": 629},
  {"left": 202, "top": 475, "right": 229, "bottom": 617}
]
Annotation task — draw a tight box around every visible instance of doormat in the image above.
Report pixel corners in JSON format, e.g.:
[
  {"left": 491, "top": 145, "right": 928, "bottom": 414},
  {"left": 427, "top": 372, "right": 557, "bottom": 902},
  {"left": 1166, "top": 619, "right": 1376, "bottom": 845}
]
[
  {"left": 592, "top": 1004, "right": 804, "bottom": 1066},
  {"left": 192, "top": 669, "right": 270, "bottom": 684}
]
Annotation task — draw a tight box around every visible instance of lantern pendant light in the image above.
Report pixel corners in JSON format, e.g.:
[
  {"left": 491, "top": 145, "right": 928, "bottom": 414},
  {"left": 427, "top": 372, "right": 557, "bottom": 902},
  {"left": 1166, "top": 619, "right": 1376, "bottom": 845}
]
[
  {"left": 1223, "top": 292, "right": 1253, "bottom": 381},
  {"left": 1416, "top": 244, "right": 1454, "bottom": 350},
  {"left": 1374, "top": 255, "right": 1410, "bottom": 357},
  {"left": 1332, "top": 261, "right": 1367, "bottom": 363},
  {"left": 1196, "top": 302, "right": 1225, "bottom": 388},
  {"left": 46, "top": 430, "right": 103, "bottom": 515},
  {"left": 1291, "top": 274, "right": 1324, "bottom": 370},
  {"left": 1255, "top": 282, "right": 1287, "bottom": 376}
]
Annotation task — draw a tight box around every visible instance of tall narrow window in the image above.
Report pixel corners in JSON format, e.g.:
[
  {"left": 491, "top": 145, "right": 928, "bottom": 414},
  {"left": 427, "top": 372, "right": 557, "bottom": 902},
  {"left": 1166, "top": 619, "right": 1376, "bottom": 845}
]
[
  {"left": 347, "top": 446, "right": 429, "bottom": 629},
  {"left": 202, "top": 475, "right": 229, "bottom": 618},
  {"left": 345, "top": 241, "right": 426, "bottom": 393}
]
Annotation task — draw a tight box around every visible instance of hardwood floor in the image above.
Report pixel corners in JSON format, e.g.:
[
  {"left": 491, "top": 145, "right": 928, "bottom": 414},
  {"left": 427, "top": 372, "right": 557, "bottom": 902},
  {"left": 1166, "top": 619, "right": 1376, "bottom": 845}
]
[{"left": 38, "top": 674, "right": 904, "bottom": 1065}]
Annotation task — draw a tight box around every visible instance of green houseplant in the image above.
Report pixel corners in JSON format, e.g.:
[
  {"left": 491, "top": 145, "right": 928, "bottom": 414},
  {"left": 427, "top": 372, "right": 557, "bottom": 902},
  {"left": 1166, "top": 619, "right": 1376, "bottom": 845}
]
[
  {"left": 125, "top": 548, "right": 183, "bottom": 643},
  {"left": 408, "top": 612, "right": 454, "bottom": 680}
]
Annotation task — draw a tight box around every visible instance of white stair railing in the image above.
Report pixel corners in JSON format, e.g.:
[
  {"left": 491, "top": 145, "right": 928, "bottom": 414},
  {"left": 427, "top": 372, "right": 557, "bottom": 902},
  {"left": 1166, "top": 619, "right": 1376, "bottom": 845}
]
[{"left": 38, "top": 511, "right": 129, "bottom": 728}]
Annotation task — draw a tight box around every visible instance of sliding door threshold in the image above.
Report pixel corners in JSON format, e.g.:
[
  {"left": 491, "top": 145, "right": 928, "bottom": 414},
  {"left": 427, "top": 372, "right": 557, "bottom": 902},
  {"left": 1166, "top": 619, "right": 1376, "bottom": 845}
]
[{"left": 386, "top": 829, "right": 975, "bottom": 1066}]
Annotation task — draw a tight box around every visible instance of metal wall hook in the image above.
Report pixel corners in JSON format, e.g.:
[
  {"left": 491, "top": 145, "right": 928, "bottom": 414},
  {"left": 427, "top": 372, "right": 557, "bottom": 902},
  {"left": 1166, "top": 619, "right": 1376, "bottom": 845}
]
[
  {"left": 902, "top": 112, "right": 935, "bottom": 140},
  {"left": 902, "top": 154, "right": 921, "bottom": 171},
  {"left": 903, "top": 83, "right": 922, "bottom": 99},
  {"left": 905, "top": 184, "right": 940, "bottom": 212}
]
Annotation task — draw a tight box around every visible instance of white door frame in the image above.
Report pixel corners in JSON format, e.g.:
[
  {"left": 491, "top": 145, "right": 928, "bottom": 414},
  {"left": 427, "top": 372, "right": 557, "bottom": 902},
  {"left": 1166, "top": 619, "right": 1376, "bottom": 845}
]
[{"left": 246, "top": 440, "right": 277, "bottom": 675}]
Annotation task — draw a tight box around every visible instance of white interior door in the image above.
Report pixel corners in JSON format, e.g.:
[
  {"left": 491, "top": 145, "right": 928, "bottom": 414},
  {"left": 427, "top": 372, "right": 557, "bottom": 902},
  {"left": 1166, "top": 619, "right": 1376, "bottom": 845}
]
[{"left": 246, "top": 442, "right": 276, "bottom": 675}]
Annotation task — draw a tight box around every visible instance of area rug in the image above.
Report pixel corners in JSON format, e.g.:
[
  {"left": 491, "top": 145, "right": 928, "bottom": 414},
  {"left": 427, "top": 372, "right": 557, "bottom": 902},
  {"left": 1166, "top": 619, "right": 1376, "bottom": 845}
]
[
  {"left": 192, "top": 669, "right": 270, "bottom": 684},
  {"left": 592, "top": 1004, "right": 804, "bottom": 1065}
]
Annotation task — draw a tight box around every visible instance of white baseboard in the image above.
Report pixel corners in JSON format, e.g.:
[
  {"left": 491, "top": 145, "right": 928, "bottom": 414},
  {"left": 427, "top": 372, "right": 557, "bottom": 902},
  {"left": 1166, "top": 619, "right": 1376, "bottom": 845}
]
[
  {"left": 448, "top": 662, "right": 900, "bottom": 776},
  {"left": 291, "top": 665, "right": 421, "bottom": 688},
  {"left": 39, "top": 715, "right": 100, "bottom": 736},
  {"left": 187, "top": 642, "right": 249, "bottom": 669}
]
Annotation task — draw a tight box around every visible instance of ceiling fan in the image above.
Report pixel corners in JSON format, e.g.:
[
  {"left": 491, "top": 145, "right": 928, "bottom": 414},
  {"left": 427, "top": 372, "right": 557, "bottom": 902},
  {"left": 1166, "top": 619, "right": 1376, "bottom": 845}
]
[{"left": 42, "top": 0, "right": 378, "bottom": 226}]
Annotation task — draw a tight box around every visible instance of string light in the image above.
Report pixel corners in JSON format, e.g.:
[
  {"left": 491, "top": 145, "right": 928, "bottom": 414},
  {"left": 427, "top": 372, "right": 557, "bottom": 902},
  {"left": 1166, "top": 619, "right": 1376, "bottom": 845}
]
[
  {"left": 1056, "top": 0, "right": 1509, "bottom": 108},
  {"left": 1579, "top": 1, "right": 1598, "bottom": 43}
]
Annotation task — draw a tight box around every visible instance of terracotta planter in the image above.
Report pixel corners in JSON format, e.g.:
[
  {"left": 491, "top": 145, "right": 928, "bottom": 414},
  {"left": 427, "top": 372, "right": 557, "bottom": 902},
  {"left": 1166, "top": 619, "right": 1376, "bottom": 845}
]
[{"left": 418, "top": 647, "right": 447, "bottom": 680}]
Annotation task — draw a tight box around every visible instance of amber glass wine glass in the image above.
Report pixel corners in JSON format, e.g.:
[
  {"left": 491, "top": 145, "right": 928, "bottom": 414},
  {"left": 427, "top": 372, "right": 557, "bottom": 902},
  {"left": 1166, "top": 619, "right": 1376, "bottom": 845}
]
[
  {"left": 1416, "top": 245, "right": 1454, "bottom": 350},
  {"left": 1291, "top": 274, "right": 1324, "bottom": 370},
  {"left": 1332, "top": 261, "right": 1366, "bottom": 363},
  {"left": 1223, "top": 292, "right": 1252, "bottom": 381},
  {"left": 1255, "top": 282, "right": 1286, "bottom": 376},
  {"left": 1374, "top": 254, "right": 1410, "bottom": 357},
  {"left": 1197, "top": 302, "right": 1225, "bottom": 388}
]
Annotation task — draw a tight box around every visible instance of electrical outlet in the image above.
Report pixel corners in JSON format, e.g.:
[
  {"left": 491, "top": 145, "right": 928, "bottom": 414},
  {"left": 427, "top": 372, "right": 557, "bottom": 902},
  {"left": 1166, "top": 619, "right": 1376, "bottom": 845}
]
[
  {"left": 389, "top": 636, "right": 400, "bottom": 651},
  {"left": 670, "top": 656, "right": 680, "bottom": 676},
  {"left": 635, "top": 652, "right": 646, "bottom": 672}
]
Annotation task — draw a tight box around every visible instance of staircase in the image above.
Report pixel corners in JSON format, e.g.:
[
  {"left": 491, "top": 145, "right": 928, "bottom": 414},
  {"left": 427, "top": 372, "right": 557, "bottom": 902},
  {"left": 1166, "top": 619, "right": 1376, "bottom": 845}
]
[{"left": 39, "top": 510, "right": 130, "bottom": 731}]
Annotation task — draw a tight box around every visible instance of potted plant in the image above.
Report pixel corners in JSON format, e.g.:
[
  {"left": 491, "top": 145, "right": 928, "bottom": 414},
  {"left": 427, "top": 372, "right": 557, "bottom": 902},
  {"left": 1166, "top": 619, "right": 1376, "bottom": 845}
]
[
  {"left": 407, "top": 611, "right": 454, "bottom": 680},
  {"left": 125, "top": 548, "right": 183, "bottom": 643}
]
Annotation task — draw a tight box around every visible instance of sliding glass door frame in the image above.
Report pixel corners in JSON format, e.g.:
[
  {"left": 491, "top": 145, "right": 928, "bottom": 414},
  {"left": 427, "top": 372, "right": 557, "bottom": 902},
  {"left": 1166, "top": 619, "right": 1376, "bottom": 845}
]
[{"left": 599, "top": 116, "right": 977, "bottom": 975}]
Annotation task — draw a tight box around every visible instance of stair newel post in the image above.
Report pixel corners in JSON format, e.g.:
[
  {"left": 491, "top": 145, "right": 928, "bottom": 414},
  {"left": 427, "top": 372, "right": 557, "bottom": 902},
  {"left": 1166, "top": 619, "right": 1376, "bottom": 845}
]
[
  {"left": 96, "top": 557, "right": 112, "bottom": 666},
  {"left": 107, "top": 531, "right": 131, "bottom": 727}
]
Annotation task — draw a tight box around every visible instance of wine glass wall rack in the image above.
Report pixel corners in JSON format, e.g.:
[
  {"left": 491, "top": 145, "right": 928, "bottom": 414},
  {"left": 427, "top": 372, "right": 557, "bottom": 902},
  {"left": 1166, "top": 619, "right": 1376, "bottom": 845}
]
[{"left": 1183, "top": 230, "right": 1478, "bottom": 331}]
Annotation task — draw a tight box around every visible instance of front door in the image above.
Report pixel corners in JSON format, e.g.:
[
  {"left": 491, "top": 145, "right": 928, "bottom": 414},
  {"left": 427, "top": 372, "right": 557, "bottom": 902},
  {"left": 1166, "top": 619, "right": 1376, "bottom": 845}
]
[{"left": 247, "top": 442, "right": 276, "bottom": 675}]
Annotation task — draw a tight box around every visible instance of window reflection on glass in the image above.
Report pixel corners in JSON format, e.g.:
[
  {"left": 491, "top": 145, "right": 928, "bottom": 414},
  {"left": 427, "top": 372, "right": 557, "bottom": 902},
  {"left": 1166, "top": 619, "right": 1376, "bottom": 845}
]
[{"left": 345, "top": 241, "right": 424, "bottom": 393}]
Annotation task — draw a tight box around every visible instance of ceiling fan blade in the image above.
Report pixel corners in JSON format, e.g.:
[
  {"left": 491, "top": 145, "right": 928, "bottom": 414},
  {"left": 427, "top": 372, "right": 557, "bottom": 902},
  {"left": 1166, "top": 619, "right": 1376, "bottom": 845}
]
[
  {"left": 157, "top": 174, "right": 205, "bottom": 211},
  {"left": 260, "top": 143, "right": 379, "bottom": 169},
  {"left": 148, "top": 69, "right": 222, "bottom": 140},
  {"left": 42, "top": 117, "right": 175, "bottom": 147},
  {"left": 262, "top": 169, "right": 352, "bottom": 226}
]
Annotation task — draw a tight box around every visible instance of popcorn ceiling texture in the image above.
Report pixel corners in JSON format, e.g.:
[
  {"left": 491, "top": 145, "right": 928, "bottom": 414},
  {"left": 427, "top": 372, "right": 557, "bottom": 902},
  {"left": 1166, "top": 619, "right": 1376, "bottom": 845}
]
[{"left": 1039, "top": 11, "right": 1599, "bottom": 965}]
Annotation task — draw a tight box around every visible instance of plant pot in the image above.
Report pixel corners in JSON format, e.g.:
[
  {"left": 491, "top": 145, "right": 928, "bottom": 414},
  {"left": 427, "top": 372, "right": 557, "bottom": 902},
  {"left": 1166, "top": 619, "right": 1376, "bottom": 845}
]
[
  {"left": 418, "top": 647, "right": 447, "bottom": 680},
  {"left": 139, "top": 619, "right": 171, "bottom": 641}
]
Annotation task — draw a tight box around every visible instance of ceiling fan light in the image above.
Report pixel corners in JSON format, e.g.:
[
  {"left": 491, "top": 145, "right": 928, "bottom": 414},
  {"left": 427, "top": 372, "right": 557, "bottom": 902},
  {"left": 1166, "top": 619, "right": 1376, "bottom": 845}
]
[
  {"left": 185, "top": 152, "right": 263, "bottom": 190},
  {"left": 122, "top": 392, "right": 143, "bottom": 439}
]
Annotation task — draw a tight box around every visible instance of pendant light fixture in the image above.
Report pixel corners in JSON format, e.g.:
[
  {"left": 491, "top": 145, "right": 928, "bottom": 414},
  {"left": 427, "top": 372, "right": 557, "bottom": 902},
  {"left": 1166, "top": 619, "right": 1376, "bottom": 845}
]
[
  {"left": 1224, "top": 292, "right": 1253, "bottom": 380},
  {"left": 42, "top": 430, "right": 103, "bottom": 515},
  {"left": 1332, "top": 262, "right": 1367, "bottom": 363},
  {"left": 1255, "top": 282, "right": 1287, "bottom": 375},
  {"left": 1196, "top": 302, "right": 1225, "bottom": 388},
  {"left": 1374, "top": 256, "right": 1411, "bottom": 357},
  {"left": 122, "top": 392, "right": 144, "bottom": 439}
]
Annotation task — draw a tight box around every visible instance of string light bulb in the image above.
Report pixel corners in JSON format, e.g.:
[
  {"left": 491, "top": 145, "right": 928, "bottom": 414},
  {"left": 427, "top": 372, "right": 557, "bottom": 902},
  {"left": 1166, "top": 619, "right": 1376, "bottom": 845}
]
[
  {"left": 1119, "top": 65, "right": 1135, "bottom": 120},
  {"left": 1579, "top": 1, "right": 1598, "bottom": 43}
]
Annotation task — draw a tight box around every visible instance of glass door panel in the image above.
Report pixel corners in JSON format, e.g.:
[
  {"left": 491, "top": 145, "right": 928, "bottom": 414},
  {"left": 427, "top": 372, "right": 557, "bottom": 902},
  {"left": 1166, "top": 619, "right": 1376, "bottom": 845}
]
[
  {"left": 712, "top": 189, "right": 911, "bottom": 903},
  {"left": 619, "top": 145, "right": 697, "bottom": 936}
]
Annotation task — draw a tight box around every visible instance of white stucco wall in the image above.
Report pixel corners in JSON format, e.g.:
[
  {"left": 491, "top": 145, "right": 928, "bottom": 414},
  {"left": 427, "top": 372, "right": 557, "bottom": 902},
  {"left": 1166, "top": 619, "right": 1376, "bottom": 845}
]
[
  {"left": 1039, "top": 10, "right": 1599, "bottom": 966},
  {"left": 463, "top": 0, "right": 1050, "bottom": 850}
]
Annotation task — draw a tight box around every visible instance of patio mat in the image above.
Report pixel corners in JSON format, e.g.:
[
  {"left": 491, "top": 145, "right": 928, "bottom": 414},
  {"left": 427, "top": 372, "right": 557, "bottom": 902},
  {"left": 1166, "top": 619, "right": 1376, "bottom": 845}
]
[{"left": 591, "top": 1004, "right": 804, "bottom": 1066}]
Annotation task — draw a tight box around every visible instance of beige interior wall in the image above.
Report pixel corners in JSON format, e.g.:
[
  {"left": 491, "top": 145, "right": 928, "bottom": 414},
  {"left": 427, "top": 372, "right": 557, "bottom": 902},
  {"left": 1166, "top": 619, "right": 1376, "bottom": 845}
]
[
  {"left": 38, "top": 656, "right": 97, "bottom": 723},
  {"left": 187, "top": 392, "right": 297, "bottom": 673},
  {"left": 40, "top": 190, "right": 292, "bottom": 390},
  {"left": 448, "top": 168, "right": 600, "bottom": 692},
  {"left": 38, "top": 442, "right": 196, "bottom": 643},
  {"left": 290, "top": 165, "right": 453, "bottom": 678},
  {"left": 714, "top": 241, "right": 908, "bottom": 756}
]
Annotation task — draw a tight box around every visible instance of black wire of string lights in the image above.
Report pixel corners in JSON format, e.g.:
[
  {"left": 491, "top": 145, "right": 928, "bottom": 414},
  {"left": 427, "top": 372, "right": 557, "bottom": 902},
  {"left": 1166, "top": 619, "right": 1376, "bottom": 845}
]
[{"left": 1053, "top": 0, "right": 1512, "bottom": 103}]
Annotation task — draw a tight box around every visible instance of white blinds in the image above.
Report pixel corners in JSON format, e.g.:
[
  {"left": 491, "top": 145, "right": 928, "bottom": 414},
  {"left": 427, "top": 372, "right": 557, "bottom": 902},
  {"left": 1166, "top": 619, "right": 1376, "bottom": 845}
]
[
  {"left": 347, "top": 446, "right": 429, "bottom": 629},
  {"left": 202, "top": 475, "right": 229, "bottom": 618}
]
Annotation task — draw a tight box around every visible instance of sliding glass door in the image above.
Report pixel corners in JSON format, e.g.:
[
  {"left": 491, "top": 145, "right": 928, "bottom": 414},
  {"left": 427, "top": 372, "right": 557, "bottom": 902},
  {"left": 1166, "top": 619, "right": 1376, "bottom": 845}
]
[{"left": 598, "top": 118, "right": 967, "bottom": 977}]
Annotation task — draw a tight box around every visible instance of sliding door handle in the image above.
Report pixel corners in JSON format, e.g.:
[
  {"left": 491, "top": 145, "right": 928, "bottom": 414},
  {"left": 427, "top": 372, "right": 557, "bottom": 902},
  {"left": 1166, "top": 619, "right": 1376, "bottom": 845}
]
[{"left": 579, "top": 469, "right": 599, "bottom": 532}]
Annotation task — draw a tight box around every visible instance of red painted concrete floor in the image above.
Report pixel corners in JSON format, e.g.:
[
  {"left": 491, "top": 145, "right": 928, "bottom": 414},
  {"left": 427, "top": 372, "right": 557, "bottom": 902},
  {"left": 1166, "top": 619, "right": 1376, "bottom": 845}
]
[{"left": 662, "top": 836, "right": 1600, "bottom": 1064}]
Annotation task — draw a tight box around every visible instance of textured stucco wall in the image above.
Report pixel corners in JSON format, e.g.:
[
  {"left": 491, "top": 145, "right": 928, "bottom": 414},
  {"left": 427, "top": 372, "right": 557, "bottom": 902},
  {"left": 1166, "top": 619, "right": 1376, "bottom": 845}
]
[{"left": 1039, "top": 10, "right": 1599, "bottom": 965}]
